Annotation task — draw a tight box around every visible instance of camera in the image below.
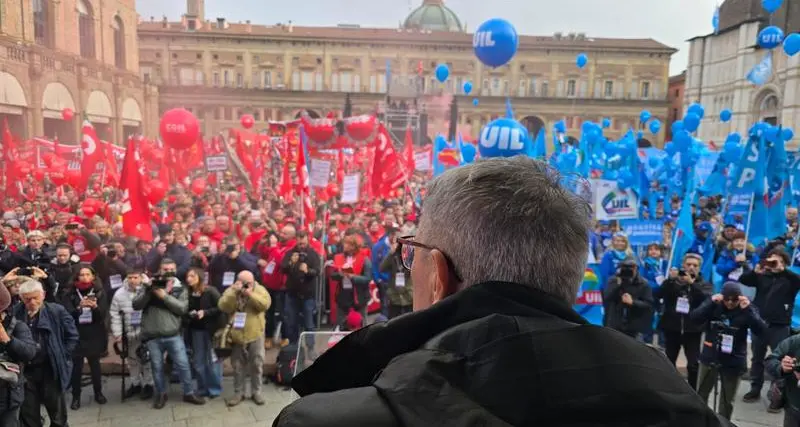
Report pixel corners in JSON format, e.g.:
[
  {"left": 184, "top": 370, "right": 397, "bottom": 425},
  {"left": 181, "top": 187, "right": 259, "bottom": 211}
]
[
  {"left": 792, "top": 359, "right": 800, "bottom": 373},
  {"left": 766, "top": 259, "right": 779, "bottom": 269},
  {"left": 298, "top": 252, "right": 307, "bottom": 262},
  {"left": 106, "top": 249, "right": 118, "bottom": 259},
  {"left": 224, "top": 245, "right": 236, "bottom": 255},
  {"left": 199, "top": 246, "right": 210, "bottom": 254},
  {"left": 678, "top": 269, "right": 688, "bottom": 277},
  {"left": 149, "top": 272, "right": 174, "bottom": 289},
  {"left": 64, "top": 223, "right": 79, "bottom": 231},
  {"left": 618, "top": 266, "right": 635, "bottom": 278}
]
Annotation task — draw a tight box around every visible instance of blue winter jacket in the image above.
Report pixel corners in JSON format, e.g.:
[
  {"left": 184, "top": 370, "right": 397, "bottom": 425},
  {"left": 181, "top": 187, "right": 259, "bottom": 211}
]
[
  {"left": 371, "top": 236, "right": 392, "bottom": 284},
  {"left": 13, "top": 302, "right": 79, "bottom": 391}
]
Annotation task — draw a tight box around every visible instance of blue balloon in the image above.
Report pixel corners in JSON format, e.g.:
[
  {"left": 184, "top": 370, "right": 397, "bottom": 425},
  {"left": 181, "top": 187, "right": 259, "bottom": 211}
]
[
  {"left": 602, "top": 118, "right": 611, "bottom": 128},
  {"left": 435, "top": 64, "right": 449, "bottom": 83},
  {"left": 763, "top": 0, "right": 784, "bottom": 14},
  {"left": 473, "top": 18, "right": 519, "bottom": 68},
  {"left": 649, "top": 119, "right": 662, "bottom": 135},
  {"left": 750, "top": 122, "right": 769, "bottom": 137},
  {"left": 671, "top": 120, "right": 685, "bottom": 134},
  {"left": 784, "top": 33, "right": 800, "bottom": 56},
  {"left": 472, "top": 98, "right": 479, "bottom": 106},
  {"left": 664, "top": 142, "right": 677, "bottom": 156},
  {"left": 461, "top": 143, "right": 477, "bottom": 164},
  {"left": 687, "top": 103, "right": 705, "bottom": 119},
  {"left": 576, "top": 53, "right": 588, "bottom": 69},
  {"left": 673, "top": 130, "right": 692, "bottom": 151},
  {"left": 720, "top": 109, "right": 732, "bottom": 122},
  {"left": 765, "top": 125, "right": 780, "bottom": 142},
  {"left": 554, "top": 120, "right": 566, "bottom": 133},
  {"left": 463, "top": 81, "right": 473, "bottom": 94},
  {"left": 783, "top": 128, "right": 795, "bottom": 141},
  {"left": 683, "top": 113, "right": 701, "bottom": 132},
  {"left": 648, "top": 157, "right": 660, "bottom": 168},
  {"left": 727, "top": 132, "right": 742, "bottom": 144},
  {"left": 639, "top": 110, "right": 651, "bottom": 123},
  {"left": 478, "top": 118, "right": 530, "bottom": 158},
  {"left": 758, "top": 26, "right": 784, "bottom": 50}
]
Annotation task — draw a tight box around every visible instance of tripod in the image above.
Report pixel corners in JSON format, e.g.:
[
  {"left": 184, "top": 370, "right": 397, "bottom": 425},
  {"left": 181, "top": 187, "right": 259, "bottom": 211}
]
[{"left": 708, "top": 321, "right": 739, "bottom": 418}]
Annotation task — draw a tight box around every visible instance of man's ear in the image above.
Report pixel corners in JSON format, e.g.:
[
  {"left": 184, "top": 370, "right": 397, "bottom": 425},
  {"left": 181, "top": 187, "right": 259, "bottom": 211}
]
[{"left": 430, "top": 249, "right": 457, "bottom": 304}]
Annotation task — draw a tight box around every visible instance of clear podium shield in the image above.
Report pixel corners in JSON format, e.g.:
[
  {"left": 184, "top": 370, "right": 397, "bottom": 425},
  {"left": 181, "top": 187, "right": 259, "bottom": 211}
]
[{"left": 290, "top": 331, "right": 351, "bottom": 400}]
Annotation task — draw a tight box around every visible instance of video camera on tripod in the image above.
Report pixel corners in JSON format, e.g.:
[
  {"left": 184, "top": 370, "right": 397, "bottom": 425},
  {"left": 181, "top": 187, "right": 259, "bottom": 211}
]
[{"left": 709, "top": 320, "right": 739, "bottom": 363}]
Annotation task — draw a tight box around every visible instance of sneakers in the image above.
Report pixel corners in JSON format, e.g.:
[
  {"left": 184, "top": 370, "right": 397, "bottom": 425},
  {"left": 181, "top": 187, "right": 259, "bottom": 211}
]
[
  {"left": 742, "top": 389, "right": 761, "bottom": 403},
  {"left": 140, "top": 385, "right": 154, "bottom": 400},
  {"left": 183, "top": 394, "right": 206, "bottom": 405},
  {"left": 768, "top": 396, "right": 785, "bottom": 413},
  {"left": 225, "top": 395, "right": 245, "bottom": 407},
  {"left": 153, "top": 393, "right": 168, "bottom": 410},
  {"left": 124, "top": 385, "right": 141, "bottom": 399},
  {"left": 280, "top": 339, "right": 290, "bottom": 347},
  {"left": 94, "top": 393, "right": 107, "bottom": 404},
  {"left": 70, "top": 396, "right": 80, "bottom": 411},
  {"left": 252, "top": 393, "right": 266, "bottom": 406}
]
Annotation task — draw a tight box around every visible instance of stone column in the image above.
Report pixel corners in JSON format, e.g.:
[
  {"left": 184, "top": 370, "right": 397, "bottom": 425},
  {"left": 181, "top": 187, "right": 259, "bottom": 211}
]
[
  {"left": 243, "top": 51, "right": 252, "bottom": 87},
  {"left": 283, "top": 53, "right": 292, "bottom": 87}
]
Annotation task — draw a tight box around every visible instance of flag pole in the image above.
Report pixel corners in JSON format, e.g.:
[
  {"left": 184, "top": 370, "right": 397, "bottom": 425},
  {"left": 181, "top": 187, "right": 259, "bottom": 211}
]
[{"left": 743, "top": 193, "right": 756, "bottom": 243}]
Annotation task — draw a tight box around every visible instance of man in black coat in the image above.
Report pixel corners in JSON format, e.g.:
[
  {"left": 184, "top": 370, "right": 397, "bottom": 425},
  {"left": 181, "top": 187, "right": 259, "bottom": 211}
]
[
  {"left": 273, "top": 157, "right": 731, "bottom": 427},
  {"left": 655, "top": 253, "right": 712, "bottom": 389},
  {"left": 739, "top": 247, "right": 800, "bottom": 408},
  {"left": 0, "top": 277, "right": 36, "bottom": 427},
  {"left": 603, "top": 257, "right": 653, "bottom": 340}
]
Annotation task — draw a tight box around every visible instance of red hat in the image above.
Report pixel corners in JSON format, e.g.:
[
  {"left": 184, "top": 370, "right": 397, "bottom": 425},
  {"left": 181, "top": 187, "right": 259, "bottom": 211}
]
[
  {"left": 340, "top": 207, "right": 353, "bottom": 215},
  {"left": 345, "top": 309, "right": 363, "bottom": 331},
  {"left": 69, "top": 216, "right": 83, "bottom": 224}
]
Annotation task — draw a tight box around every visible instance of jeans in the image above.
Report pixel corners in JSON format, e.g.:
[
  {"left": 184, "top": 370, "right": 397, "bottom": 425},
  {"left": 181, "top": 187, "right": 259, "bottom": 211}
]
[
  {"left": 266, "top": 289, "right": 286, "bottom": 341},
  {"left": 71, "top": 356, "right": 102, "bottom": 398},
  {"left": 284, "top": 293, "right": 316, "bottom": 347},
  {"left": 127, "top": 336, "right": 153, "bottom": 387},
  {"left": 696, "top": 363, "right": 741, "bottom": 420},
  {"left": 751, "top": 324, "right": 792, "bottom": 391},
  {"left": 189, "top": 329, "right": 222, "bottom": 398},
  {"left": 231, "top": 336, "right": 265, "bottom": 396},
  {"left": 663, "top": 330, "right": 702, "bottom": 389},
  {"left": 146, "top": 335, "right": 195, "bottom": 395}
]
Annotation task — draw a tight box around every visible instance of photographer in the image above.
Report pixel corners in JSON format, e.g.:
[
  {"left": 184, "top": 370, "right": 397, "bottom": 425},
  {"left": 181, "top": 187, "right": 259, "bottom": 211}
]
[
  {"left": 208, "top": 236, "right": 260, "bottom": 294},
  {"left": 740, "top": 248, "right": 800, "bottom": 407},
  {"left": 14, "top": 230, "right": 53, "bottom": 270},
  {"left": 91, "top": 241, "right": 130, "bottom": 296},
  {"left": 132, "top": 258, "right": 205, "bottom": 409},
  {"left": 765, "top": 334, "right": 800, "bottom": 426},
  {"left": 655, "top": 253, "right": 712, "bottom": 389},
  {"left": 50, "top": 244, "right": 80, "bottom": 301},
  {"left": 379, "top": 232, "right": 412, "bottom": 319},
  {"left": 281, "top": 231, "right": 321, "bottom": 345},
  {"left": 691, "top": 282, "right": 767, "bottom": 420},
  {"left": 144, "top": 229, "right": 191, "bottom": 281},
  {"left": 603, "top": 258, "right": 654, "bottom": 340}
]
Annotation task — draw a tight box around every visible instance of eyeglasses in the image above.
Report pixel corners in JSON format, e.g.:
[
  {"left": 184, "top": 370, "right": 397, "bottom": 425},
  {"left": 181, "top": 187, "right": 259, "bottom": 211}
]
[{"left": 396, "top": 235, "right": 462, "bottom": 281}]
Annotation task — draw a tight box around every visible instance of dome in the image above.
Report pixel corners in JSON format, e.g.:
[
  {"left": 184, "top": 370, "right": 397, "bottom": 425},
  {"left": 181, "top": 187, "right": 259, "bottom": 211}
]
[{"left": 403, "top": 0, "right": 463, "bottom": 32}]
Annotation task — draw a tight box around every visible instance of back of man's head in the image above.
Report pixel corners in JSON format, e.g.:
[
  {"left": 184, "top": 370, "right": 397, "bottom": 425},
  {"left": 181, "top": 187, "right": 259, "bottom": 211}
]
[{"left": 417, "top": 156, "right": 591, "bottom": 303}]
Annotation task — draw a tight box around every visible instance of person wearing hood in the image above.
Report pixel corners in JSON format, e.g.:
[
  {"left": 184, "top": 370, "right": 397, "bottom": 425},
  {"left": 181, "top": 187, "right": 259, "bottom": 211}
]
[
  {"left": 273, "top": 157, "right": 731, "bottom": 427},
  {"left": 145, "top": 228, "right": 191, "bottom": 281},
  {"left": 0, "top": 276, "right": 36, "bottom": 426},
  {"left": 50, "top": 244, "right": 80, "bottom": 303},
  {"left": 603, "top": 257, "right": 654, "bottom": 340},
  {"left": 58, "top": 265, "right": 108, "bottom": 410},
  {"left": 110, "top": 269, "right": 154, "bottom": 400}
]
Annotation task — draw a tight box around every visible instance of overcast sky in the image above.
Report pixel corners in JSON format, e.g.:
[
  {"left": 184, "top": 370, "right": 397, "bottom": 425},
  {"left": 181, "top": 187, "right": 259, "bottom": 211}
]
[{"left": 136, "top": 0, "right": 718, "bottom": 75}]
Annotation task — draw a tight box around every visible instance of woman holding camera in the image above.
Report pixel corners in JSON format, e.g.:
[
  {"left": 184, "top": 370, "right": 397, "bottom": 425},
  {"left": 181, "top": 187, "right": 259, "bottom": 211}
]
[
  {"left": 184, "top": 267, "right": 223, "bottom": 398},
  {"left": 59, "top": 265, "right": 108, "bottom": 410}
]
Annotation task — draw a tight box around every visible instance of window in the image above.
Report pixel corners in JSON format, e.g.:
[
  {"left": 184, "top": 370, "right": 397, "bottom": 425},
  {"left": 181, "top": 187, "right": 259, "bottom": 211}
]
[
  {"left": 332, "top": 73, "right": 340, "bottom": 91},
  {"left": 223, "top": 107, "right": 232, "bottom": 121},
  {"left": 503, "top": 80, "right": 509, "bottom": 96},
  {"left": 674, "top": 89, "right": 679, "bottom": 98},
  {"left": 315, "top": 73, "right": 323, "bottom": 91},
  {"left": 292, "top": 71, "right": 300, "bottom": 90},
  {"left": 212, "top": 72, "right": 220, "bottom": 87},
  {"left": 567, "top": 79, "right": 576, "bottom": 97},
  {"left": 179, "top": 68, "right": 195, "bottom": 85},
  {"left": 341, "top": 72, "right": 353, "bottom": 92},
  {"left": 541, "top": 81, "right": 549, "bottom": 96},
  {"left": 641, "top": 81, "right": 650, "bottom": 99},
  {"left": 491, "top": 78, "right": 500, "bottom": 96},
  {"left": 604, "top": 81, "right": 613, "bottom": 97},
  {"left": 301, "top": 71, "right": 313, "bottom": 91},
  {"left": 140, "top": 66, "right": 152, "bottom": 83},
  {"left": 236, "top": 73, "right": 243, "bottom": 88},
  {"left": 455, "top": 77, "right": 463, "bottom": 95},
  {"left": 518, "top": 80, "right": 526, "bottom": 97},
  {"left": 77, "top": 0, "right": 95, "bottom": 59},
  {"left": 112, "top": 16, "right": 125, "bottom": 68},
  {"left": 263, "top": 71, "right": 271, "bottom": 88},
  {"left": 223, "top": 70, "right": 231, "bottom": 86},
  {"left": 353, "top": 74, "right": 361, "bottom": 93},
  {"left": 252, "top": 72, "right": 260, "bottom": 88},
  {"left": 482, "top": 79, "right": 489, "bottom": 96},
  {"left": 369, "top": 75, "right": 377, "bottom": 93},
  {"left": 187, "top": 19, "right": 196, "bottom": 30},
  {"left": 529, "top": 77, "right": 537, "bottom": 96},
  {"left": 213, "top": 107, "right": 220, "bottom": 120},
  {"left": 33, "top": 0, "right": 51, "bottom": 47}
]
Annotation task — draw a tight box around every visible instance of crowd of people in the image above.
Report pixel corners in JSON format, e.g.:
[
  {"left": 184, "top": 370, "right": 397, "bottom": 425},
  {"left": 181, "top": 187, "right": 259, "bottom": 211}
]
[{"left": 0, "top": 174, "right": 422, "bottom": 426}]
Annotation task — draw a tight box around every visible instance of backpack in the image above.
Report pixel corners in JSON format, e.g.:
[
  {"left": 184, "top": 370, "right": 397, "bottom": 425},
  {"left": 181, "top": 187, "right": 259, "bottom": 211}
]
[{"left": 274, "top": 343, "right": 298, "bottom": 387}]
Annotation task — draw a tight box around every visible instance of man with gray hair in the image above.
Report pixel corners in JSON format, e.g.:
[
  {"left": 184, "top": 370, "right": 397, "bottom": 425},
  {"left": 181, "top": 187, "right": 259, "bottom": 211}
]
[{"left": 274, "top": 157, "right": 731, "bottom": 427}]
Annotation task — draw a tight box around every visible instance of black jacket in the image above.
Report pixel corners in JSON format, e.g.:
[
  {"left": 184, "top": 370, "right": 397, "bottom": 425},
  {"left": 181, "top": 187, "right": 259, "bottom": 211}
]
[
  {"left": 207, "top": 252, "right": 260, "bottom": 293},
  {"left": 281, "top": 246, "right": 321, "bottom": 299},
  {"left": 740, "top": 269, "right": 800, "bottom": 325},
  {"left": 603, "top": 275, "right": 654, "bottom": 334},
  {"left": 91, "top": 253, "right": 130, "bottom": 296},
  {"left": 273, "top": 282, "right": 731, "bottom": 427},
  {"left": 766, "top": 335, "right": 800, "bottom": 413},
  {"left": 0, "top": 314, "right": 36, "bottom": 414},
  {"left": 690, "top": 299, "right": 767, "bottom": 373},
  {"left": 58, "top": 281, "right": 109, "bottom": 358},
  {"left": 655, "top": 276, "right": 712, "bottom": 333}
]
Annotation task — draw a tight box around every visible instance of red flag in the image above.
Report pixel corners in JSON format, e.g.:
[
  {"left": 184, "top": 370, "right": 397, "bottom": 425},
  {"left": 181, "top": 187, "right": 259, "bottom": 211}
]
[
  {"left": 403, "top": 126, "right": 415, "bottom": 175},
  {"left": 119, "top": 137, "right": 153, "bottom": 242},
  {"left": 296, "top": 136, "right": 315, "bottom": 228},
  {"left": 78, "top": 121, "right": 101, "bottom": 191},
  {"left": 371, "top": 125, "right": 408, "bottom": 198},
  {"left": 102, "top": 141, "right": 120, "bottom": 186}
]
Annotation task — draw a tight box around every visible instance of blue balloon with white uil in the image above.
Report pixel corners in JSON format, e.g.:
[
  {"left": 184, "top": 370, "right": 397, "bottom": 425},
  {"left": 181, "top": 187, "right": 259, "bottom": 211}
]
[{"left": 478, "top": 118, "right": 530, "bottom": 158}]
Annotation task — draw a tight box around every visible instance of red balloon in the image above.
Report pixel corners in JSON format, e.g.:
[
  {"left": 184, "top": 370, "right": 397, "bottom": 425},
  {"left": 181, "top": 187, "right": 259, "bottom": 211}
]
[
  {"left": 240, "top": 114, "right": 255, "bottom": 129},
  {"left": 62, "top": 108, "right": 74, "bottom": 121},
  {"left": 48, "top": 167, "right": 67, "bottom": 186},
  {"left": 147, "top": 180, "right": 167, "bottom": 204},
  {"left": 81, "top": 204, "right": 97, "bottom": 218},
  {"left": 190, "top": 178, "right": 207, "bottom": 196},
  {"left": 300, "top": 113, "right": 337, "bottom": 145},
  {"left": 159, "top": 108, "right": 200, "bottom": 151},
  {"left": 344, "top": 115, "right": 377, "bottom": 142}
]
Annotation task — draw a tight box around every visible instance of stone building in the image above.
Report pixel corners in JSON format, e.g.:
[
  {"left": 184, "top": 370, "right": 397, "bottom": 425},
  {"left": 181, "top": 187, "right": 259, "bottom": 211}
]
[
  {"left": 0, "top": 0, "right": 158, "bottom": 143},
  {"left": 684, "top": 0, "right": 800, "bottom": 146},
  {"left": 139, "top": 0, "right": 675, "bottom": 147},
  {"left": 666, "top": 71, "right": 686, "bottom": 142}
]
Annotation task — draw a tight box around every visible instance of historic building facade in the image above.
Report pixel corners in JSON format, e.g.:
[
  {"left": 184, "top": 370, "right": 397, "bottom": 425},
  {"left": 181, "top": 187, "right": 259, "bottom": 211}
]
[
  {"left": 139, "top": 0, "right": 675, "bottom": 148},
  {"left": 666, "top": 71, "right": 685, "bottom": 142},
  {"left": 0, "top": 0, "right": 158, "bottom": 143},
  {"left": 684, "top": 0, "right": 800, "bottom": 146}
]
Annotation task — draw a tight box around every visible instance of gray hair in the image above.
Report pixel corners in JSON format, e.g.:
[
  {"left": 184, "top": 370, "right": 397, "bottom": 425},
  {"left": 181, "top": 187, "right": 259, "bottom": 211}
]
[
  {"left": 18, "top": 279, "right": 44, "bottom": 295},
  {"left": 417, "top": 156, "right": 591, "bottom": 303}
]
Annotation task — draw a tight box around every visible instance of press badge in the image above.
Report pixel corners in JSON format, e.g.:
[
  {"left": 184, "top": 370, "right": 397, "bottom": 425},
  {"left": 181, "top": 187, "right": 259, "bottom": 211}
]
[
  {"left": 342, "top": 277, "right": 353, "bottom": 290},
  {"left": 655, "top": 275, "right": 665, "bottom": 286},
  {"left": 223, "top": 272, "right": 235, "bottom": 287},
  {"left": 729, "top": 268, "right": 743, "bottom": 281},
  {"left": 265, "top": 261, "right": 276, "bottom": 275},
  {"left": 79, "top": 308, "right": 93, "bottom": 324},
  {"left": 109, "top": 275, "right": 123, "bottom": 290},
  {"left": 721, "top": 334, "right": 734, "bottom": 354},
  {"left": 233, "top": 312, "right": 247, "bottom": 329},
  {"left": 395, "top": 273, "right": 406, "bottom": 288},
  {"left": 129, "top": 310, "right": 142, "bottom": 326},
  {"left": 676, "top": 297, "right": 690, "bottom": 314}
]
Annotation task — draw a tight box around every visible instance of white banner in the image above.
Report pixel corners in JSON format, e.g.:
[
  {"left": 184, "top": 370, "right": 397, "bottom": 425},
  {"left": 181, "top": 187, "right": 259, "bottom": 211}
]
[
  {"left": 341, "top": 174, "right": 360, "bottom": 204},
  {"left": 592, "top": 179, "right": 639, "bottom": 221},
  {"left": 205, "top": 155, "right": 229, "bottom": 172},
  {"left": 309, "top": 159, "right": 331, "bottom": 188},
  {"left": 414, "top": 150, "right": 431, "bottom": 171}
]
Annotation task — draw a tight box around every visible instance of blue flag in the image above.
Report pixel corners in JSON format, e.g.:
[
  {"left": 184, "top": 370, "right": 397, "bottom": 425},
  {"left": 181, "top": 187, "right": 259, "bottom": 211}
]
[{"left": 747, "top": 53, "right": 773, "bottom": 86}]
